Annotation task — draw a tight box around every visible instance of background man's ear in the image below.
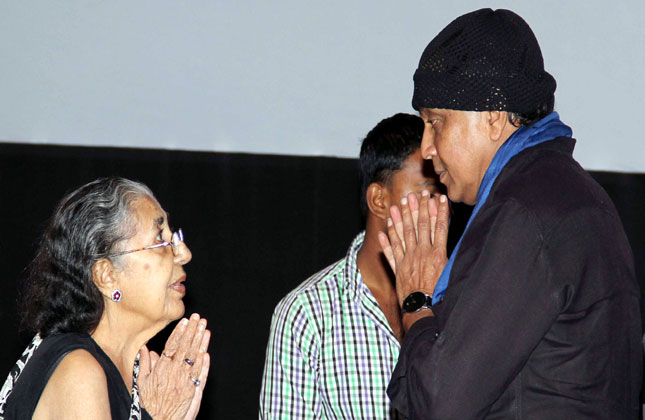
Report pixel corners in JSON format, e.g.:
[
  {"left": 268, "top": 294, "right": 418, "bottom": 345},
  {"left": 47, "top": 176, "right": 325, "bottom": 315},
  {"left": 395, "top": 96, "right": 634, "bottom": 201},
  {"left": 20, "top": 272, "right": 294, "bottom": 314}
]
[
  {"left": 91, "top": 258, "right": 117, "bottom": 299},
  {"left": 366, "top": 182, "right": 390, "bottom": 220}
]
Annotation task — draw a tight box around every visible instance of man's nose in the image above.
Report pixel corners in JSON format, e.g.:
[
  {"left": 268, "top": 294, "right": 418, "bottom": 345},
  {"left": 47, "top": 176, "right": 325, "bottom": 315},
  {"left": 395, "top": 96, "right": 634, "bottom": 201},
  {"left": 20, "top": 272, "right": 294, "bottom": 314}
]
[{"left": 421, "top": 126, "right": 436, "bottom": 159}]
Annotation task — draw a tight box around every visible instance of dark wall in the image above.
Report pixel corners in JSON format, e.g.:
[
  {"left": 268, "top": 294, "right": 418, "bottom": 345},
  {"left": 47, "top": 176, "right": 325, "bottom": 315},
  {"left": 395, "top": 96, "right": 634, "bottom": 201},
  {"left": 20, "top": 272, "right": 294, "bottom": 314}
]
[
  {"left": 589, "top": 171, "right": 645, "bottom": 331},
  {"left": 0, "top": 143, "right": 643, "bottom": 419},
  {"left": 0, "top": 143, "right": 364, "bottom": 419}
]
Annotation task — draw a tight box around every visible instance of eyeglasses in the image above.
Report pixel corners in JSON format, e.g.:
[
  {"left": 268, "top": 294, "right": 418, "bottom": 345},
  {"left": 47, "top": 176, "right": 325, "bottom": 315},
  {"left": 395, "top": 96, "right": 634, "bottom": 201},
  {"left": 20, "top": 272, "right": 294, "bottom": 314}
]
[{"left": 107, "top": 228, "right": 184, "bottom": 258}]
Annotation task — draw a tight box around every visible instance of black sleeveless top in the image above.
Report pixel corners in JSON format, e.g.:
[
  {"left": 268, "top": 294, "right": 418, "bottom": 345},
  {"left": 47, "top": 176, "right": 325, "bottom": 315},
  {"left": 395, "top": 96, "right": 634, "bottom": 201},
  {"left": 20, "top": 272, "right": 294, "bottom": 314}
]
[{"left": 3, "top": 332, "right": 152, "bottom": 420}]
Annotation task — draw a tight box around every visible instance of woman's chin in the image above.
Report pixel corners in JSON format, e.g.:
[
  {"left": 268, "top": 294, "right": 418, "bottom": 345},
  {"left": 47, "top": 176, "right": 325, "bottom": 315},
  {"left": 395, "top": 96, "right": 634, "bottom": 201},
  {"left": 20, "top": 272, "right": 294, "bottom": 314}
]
[{"left": 166, "top": 301, "right": 186, "bottom": 322}]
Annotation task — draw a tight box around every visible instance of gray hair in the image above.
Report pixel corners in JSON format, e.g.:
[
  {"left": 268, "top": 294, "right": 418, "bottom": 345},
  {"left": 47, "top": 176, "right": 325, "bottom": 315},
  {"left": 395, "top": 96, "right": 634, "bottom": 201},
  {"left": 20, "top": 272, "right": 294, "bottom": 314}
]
[
  {"left": 22, "top": 177, "right": 159, "bottom": 336},
  {"left": 84, "top": 178, "right": 159, "bottom": 259}
]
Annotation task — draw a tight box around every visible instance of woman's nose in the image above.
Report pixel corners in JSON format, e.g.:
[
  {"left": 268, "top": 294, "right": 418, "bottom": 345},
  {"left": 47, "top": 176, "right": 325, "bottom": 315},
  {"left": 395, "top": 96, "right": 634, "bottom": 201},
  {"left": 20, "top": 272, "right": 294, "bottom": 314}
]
[{"left": 174, "top": 241, "right": 192, "bottom": 265}]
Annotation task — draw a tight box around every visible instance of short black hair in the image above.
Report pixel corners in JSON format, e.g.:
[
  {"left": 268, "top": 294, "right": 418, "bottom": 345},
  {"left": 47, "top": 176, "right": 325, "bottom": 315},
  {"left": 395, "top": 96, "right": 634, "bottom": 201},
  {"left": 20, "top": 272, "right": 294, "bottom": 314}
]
[
  {"left": 507, "top": 101, "right": 554, "bottom": 127},
  {"left": 359, "top": 113, "right": 424, "bottom": 213}
]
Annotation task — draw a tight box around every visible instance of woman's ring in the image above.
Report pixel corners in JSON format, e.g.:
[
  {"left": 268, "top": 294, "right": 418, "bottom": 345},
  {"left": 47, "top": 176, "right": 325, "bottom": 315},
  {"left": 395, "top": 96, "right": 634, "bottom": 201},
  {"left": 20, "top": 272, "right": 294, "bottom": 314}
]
[
  {"left": 184, "top": 358, "right": 194, "bottom": 366},
  {"left": 190, "top": 376, "right": 201, "bottom": 386}
]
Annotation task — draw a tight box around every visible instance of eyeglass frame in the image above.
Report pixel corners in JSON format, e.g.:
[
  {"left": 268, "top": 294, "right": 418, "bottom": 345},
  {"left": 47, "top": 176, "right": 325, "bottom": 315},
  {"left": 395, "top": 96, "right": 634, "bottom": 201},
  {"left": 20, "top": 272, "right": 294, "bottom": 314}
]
[{"left": 106, "top": 228, "right": 184, "bottom": 258}]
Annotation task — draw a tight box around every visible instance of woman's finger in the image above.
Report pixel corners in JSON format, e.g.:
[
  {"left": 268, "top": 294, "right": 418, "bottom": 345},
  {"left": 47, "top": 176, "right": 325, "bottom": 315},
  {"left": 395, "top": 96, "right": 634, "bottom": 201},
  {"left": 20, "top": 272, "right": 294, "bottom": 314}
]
[
  {"left": 197, "top": 352, "right": 210, "bottom": 389},
  {"left": 378, "top": 231, "right": 396, "bottom": 273},
  {"left": 182, "top": 319, "right": 207, "bottom": 372},
  {"left": 139, "top": 345, "right": 151, "bottom": 380},
  {"left": 199, "top": 328, "right": 211, "bottom": 354},
  {"left": 194, "top": 353, "right": 211, "bottom": 391},
  {"left": 190, "top": 319, "right": 207, "bottom": 352},
  {"left": 190, "top": 352, "right": 210, "bottom": 400},
  {"left": 188, "top": 345, "right": 205, "bottom": 385},
  {"left": 149, "top": 350, "right": 160, "bottom": 370},
  {"left": 174, "top": 314, "right": 201, "bottom": 362},
  {"left": 161, "top": 317, "right": 189, "bottom": 358},
  {"left": 182, "top": 352, "right": 210, "bottom": 420}
]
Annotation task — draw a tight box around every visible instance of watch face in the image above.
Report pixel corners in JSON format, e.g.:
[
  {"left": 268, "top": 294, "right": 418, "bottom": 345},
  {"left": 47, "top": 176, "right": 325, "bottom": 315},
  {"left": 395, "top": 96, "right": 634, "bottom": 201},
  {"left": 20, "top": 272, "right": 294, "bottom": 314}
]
[{"left": 403, "top": 291, "right": 427, "bottom": 313}]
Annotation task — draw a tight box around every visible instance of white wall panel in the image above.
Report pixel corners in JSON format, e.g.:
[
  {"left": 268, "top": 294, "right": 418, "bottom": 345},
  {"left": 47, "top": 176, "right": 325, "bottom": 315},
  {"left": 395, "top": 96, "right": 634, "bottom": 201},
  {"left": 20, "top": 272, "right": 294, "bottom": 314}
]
[{"left": 1, "top": 1, "right": 643, "bottom": 172}]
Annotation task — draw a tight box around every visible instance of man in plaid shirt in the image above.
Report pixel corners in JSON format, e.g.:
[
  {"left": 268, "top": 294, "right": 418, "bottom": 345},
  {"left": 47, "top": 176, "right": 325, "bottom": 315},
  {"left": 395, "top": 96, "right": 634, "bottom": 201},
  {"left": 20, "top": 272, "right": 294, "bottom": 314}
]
[{"left": 259, "top": 114, "right": 441, "bottom": 419}]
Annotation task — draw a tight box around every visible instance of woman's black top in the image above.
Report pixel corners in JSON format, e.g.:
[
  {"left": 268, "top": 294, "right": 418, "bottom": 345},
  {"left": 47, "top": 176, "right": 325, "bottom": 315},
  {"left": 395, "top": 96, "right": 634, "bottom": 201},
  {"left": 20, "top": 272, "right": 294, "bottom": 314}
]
[{"left": 3, "top": 332, "right": 152, "bottom": 420}]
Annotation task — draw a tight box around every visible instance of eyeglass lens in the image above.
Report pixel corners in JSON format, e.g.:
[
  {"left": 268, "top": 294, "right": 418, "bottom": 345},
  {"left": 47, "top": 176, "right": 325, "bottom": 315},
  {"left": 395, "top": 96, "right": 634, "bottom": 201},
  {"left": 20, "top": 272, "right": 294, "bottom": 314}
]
[{"left": 171, "top": 229, "right": 184, "bottom": 250}]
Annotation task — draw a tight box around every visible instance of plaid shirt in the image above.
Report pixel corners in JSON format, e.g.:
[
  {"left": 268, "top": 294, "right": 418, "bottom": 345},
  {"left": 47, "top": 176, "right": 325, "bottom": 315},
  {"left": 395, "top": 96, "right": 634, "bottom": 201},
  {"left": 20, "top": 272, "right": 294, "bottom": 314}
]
[{"left": 259, "top": 232, "right": 401, "bottom": 419}]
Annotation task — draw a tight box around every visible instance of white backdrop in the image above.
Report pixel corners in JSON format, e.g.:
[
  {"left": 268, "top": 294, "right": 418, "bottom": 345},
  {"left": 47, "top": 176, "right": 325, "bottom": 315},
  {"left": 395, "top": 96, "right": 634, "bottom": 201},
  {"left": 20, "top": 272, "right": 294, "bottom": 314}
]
[{"left": 1, "top": 1, "right": 644, "bottom": 172}]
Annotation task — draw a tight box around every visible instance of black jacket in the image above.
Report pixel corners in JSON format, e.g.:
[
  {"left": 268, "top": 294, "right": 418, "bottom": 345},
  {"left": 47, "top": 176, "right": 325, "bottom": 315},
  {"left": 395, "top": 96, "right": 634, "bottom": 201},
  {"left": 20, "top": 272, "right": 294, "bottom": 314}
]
[{"left": 388, "top": 138, "right": 642, "bottom": 420}]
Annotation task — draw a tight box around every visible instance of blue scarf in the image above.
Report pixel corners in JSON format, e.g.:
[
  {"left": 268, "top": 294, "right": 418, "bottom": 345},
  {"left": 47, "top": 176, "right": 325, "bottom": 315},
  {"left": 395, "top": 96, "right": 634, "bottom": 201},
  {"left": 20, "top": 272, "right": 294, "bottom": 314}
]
[{"left": 432, "top": 112, "right": 572, "bottom": 305}]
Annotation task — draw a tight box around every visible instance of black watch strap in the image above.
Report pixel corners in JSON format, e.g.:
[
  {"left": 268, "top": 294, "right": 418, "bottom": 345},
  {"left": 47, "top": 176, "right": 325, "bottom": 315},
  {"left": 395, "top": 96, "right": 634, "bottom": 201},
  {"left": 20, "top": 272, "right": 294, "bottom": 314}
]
[{"left": 401, "top": 291, "right": 433, "bottom": 314}]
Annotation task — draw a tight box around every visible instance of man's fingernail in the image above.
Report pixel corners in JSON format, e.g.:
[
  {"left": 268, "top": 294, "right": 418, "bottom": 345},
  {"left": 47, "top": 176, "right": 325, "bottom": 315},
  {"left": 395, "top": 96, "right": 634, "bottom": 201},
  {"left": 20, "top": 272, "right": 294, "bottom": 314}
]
[
  {"left": 440, "top": 195, "right": 447, "bottom": 203},
  {"left": 181, "top": 318, "right": 189, "bottom": 326},
  {"left": 422, "top": 189, "right": 430, "bottom": 197},
  {"left": 401, "top": 197, "right": 408, "bottom": 206},
  {"left": 387, "top": 218, "right": 393, "bottom": 227}
]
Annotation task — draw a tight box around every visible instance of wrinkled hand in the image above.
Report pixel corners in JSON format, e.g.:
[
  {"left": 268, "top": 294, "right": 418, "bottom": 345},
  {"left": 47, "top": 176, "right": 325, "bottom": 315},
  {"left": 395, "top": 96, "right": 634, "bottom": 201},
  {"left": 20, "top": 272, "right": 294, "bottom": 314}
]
[
  {"left": 138, "top": 313, "right": 211, "bottom": 420},
  {"left": 378, "top": 191, "right": 450, "bottom": 307}
]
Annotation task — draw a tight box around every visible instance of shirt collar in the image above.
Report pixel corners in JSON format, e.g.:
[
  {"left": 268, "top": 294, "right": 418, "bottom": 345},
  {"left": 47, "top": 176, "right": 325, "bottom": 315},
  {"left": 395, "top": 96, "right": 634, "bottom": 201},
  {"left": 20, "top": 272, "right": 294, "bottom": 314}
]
[{"left": 342, "top": 231, "right": 366, "bottom": 301}]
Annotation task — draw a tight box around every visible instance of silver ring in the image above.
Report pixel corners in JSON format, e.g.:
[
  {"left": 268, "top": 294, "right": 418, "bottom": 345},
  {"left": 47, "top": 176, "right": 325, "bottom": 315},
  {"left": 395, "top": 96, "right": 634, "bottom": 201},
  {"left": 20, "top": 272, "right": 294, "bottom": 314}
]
[
  {"left": 184, "top": 358, "right": 194, "bottom": 366},
  {"left": 190, "top": 376, "right": 201, "bottom": 387}
]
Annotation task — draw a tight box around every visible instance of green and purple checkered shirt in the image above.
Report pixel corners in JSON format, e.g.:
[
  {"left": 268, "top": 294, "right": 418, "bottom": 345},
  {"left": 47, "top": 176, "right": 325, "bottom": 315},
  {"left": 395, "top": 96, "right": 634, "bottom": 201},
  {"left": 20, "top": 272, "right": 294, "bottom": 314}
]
[{"left": 259, "top": 232, "right": 401, "bottom": 419}]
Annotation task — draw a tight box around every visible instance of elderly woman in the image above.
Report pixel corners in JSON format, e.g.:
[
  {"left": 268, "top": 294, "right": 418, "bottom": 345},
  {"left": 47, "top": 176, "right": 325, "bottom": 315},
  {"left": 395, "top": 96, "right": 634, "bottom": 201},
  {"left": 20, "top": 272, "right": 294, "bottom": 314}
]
[{"left": 0, "top": 177, "right": 210, "bottom": 419}]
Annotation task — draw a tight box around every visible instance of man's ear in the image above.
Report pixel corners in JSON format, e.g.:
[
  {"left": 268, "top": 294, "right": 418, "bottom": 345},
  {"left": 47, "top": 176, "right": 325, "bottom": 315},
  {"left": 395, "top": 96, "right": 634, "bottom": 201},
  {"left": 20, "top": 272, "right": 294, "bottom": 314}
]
[
  {"left": 91, "top": 258, "right": 117, "bottom": 299},
  {"left": 366, "top": 182, "right": 390, "bottom": 220},
  {"left": 486, "top": 110, "right": 508, "bottom": 142}
]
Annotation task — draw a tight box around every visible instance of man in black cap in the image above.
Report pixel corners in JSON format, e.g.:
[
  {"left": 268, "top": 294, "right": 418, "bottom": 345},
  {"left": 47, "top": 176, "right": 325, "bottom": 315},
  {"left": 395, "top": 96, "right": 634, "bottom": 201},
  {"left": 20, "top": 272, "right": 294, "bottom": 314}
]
[{"left": 378, "top": 8, "right": 642, "bottom": 420}]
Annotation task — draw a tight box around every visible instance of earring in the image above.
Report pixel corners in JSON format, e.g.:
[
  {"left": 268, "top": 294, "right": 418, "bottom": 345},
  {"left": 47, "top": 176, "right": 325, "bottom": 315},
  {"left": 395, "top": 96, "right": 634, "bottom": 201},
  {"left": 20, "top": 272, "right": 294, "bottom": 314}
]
[{"left": 111, "top": 289, "right": 122, "bottom": 302}]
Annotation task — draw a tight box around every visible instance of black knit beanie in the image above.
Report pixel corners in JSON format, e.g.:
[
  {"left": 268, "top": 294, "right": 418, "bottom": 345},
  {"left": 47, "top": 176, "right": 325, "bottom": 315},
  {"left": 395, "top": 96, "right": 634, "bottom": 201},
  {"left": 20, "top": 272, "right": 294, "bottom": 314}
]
[{"left": 412, "top": 8, "right": 556, "bottom": 113}]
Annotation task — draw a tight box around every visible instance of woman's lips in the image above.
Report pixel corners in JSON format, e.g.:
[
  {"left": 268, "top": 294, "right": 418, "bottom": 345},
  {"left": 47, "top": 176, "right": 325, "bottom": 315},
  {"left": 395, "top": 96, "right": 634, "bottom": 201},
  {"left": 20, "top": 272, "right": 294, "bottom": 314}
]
[
  {"left": 170, "top": 283, "right": 186, "bottom": 295},
  {"left": 170, "top": 277, "right": 186, "bottom": 295}
]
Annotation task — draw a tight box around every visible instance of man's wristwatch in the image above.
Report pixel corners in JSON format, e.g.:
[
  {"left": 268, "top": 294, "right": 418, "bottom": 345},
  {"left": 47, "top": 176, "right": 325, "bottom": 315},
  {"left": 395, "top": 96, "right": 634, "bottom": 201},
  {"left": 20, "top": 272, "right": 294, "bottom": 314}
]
[{"left": 401, "top": 291, "right": 433, "bottom": 314}]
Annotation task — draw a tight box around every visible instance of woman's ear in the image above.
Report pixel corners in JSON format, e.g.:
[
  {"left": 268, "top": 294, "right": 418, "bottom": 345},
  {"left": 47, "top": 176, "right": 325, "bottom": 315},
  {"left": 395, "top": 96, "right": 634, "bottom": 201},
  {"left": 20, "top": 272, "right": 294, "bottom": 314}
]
[
  {"left": 366, "top": 182, "right": 390, "bottom": 220},
  {"left": 91, "top": 258, "right": 117, "bottom": 299}
]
